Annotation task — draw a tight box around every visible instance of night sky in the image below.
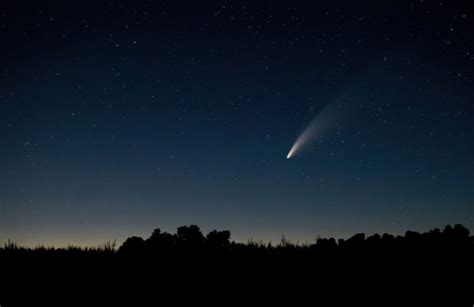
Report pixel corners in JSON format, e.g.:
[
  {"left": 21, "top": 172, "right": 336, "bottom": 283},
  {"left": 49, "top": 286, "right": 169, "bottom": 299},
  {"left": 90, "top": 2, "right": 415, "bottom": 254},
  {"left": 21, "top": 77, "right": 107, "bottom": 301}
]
[{"left": 1, "top": 1, "right": 473, "bottom": 246}]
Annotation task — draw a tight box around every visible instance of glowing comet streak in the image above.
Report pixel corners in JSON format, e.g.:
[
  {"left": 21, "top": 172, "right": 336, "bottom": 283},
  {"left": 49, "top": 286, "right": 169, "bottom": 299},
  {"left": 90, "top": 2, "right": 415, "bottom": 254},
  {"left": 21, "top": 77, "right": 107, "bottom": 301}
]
[
  {"left": 286, "top": 103, "right": 335, "bottom": 159},
  {"left": 286, "top": 118, "right": 322, "bottom": 159},
  {"left": 286, "top": 139, "right": 305, "bottom": 159}
]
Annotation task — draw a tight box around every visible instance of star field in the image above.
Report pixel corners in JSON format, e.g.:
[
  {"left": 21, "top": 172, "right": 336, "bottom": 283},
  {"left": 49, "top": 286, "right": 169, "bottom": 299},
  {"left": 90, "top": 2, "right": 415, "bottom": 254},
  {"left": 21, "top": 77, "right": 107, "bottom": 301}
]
[{"left": 1, "top": 0, "right": 473, "bottom": 246}]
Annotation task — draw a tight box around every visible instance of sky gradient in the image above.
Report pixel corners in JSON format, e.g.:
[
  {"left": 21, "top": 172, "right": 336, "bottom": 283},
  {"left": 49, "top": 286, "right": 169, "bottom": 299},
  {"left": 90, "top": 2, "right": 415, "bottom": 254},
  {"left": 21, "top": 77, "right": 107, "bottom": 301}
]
[{"left": 1, "top": 0, "right": 473, "bottom": 246}]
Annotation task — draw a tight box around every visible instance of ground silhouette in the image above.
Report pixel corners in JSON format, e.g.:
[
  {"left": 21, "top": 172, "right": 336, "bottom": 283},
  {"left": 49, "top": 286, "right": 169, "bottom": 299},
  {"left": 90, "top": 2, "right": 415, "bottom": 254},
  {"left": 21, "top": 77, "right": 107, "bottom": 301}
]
[{"left": 1, "top": 224, "right": 473, "bottom": 304}]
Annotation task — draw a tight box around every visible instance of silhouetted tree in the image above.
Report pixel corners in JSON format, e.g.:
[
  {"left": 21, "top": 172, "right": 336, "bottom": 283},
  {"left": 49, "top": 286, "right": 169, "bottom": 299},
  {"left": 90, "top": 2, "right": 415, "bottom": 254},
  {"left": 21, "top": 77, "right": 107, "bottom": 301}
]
[
  {"left": 146, "top": 228, "right": 176, "bottom": 252},
  {"left": 344, "top": 233, "right": 365, "bottom": 248},
  {"left": 206, "top": 230, "right": 231, "bottom": 249},
  {"left": 452, "top": 224, "right": 470, "bottom": 238},
  {"left": 119, "top": 236, "right": 145, "bottom": 254},
  {"left": 176, "top": 225, "right": 205, "bottom": 249},
  {"left": 315, "top": 237, "right": 337, "bottom": 249},
  {"left": 366, "top": 233, "right": 381, "bottom": 246}
]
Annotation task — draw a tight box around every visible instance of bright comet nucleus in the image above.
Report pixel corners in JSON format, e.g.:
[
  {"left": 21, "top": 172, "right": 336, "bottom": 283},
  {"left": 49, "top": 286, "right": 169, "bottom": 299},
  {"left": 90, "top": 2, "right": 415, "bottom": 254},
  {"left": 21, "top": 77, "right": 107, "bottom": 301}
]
[{"left": 286, "top": 139, "right": 302, "bottom": 159}]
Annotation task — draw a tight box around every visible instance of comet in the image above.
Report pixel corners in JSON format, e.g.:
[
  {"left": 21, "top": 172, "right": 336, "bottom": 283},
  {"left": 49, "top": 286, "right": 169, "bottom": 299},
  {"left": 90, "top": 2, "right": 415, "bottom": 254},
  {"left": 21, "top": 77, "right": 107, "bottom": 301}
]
[{"left": 286, "top": 102, "right": 336, "bottom": 159}]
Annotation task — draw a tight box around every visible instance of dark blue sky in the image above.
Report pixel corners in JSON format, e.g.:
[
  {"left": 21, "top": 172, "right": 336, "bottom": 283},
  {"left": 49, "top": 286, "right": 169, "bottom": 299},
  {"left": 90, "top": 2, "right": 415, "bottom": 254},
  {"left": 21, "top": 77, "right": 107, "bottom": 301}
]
[{"left": 1, "top": 0, "right": 473, "bottom": 246}]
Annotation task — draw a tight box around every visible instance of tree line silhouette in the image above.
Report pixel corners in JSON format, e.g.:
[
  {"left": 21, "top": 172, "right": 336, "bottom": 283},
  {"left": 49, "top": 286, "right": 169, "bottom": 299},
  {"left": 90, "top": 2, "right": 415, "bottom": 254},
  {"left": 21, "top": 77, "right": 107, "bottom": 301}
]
[
  {"left": 1, "top": 223, "right": 472, "bottom": 257},
  {"left": 2, "top": 224, "right": 474, "bottom": 304}
]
